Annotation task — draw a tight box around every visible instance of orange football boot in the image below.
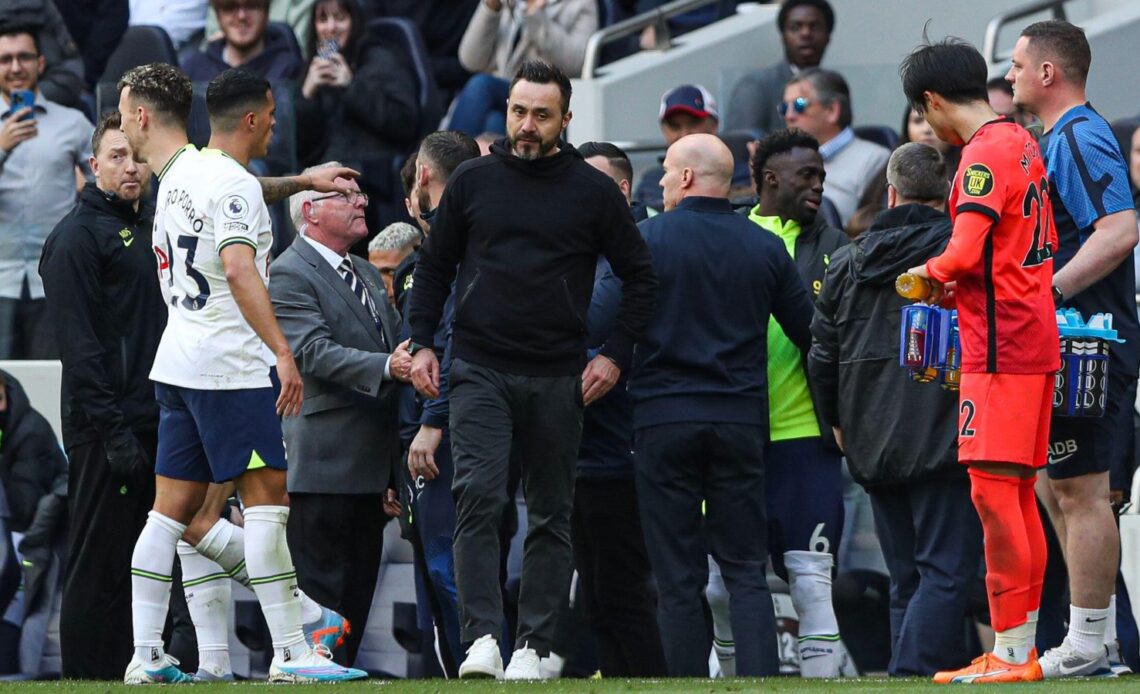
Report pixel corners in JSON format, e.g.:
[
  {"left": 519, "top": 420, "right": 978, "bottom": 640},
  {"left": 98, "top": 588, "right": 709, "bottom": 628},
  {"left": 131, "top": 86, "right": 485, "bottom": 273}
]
[{"left": 933, "top": 652, "right": 1043, "bottom": 684}]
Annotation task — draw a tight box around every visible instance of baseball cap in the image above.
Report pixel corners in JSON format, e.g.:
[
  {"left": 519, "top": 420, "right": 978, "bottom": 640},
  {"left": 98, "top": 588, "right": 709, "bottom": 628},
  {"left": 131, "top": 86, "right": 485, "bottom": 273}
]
[{"left": 659, "top": 84, "right": 719, "bottom": 122}]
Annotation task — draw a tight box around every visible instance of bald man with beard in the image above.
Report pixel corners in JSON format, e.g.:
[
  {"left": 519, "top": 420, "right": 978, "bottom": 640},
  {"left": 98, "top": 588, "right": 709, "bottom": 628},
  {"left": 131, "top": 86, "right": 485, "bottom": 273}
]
[{"left": 629, "top": 133, "right": 816, "bottom": 677}]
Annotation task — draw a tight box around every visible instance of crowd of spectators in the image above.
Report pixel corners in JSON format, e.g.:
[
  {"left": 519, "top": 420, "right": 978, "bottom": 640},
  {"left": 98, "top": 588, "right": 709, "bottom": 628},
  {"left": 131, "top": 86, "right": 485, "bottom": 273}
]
[{"left": 3, "top": 0, "right": 1140, "bottom": 683}]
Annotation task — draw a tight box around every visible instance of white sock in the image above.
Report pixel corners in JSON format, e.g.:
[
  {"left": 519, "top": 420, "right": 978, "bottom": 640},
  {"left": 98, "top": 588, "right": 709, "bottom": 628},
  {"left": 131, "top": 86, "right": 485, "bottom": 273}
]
[
  {"left": 244, "top": 505, "right": 307, "bottom": 660},
  {"left": 196, "top": 517, "right": 322, "bottom": 623},
  {"left": 994, "top": 620, "right": 1033, "bottom": 664},
  {"left": 177, "top": 541, "right": 232, "bottom": 675},
  {"left": 1026, "top": 609, "right": 1039, "bottom": 653},
  {"left": 704, "top": 557, "right": 735, "bottom": 676},
  {"left": 785, "top": 551, "right": 841, "bottom": 678},
  {"left": 1106, "top": 595, "right": 1118, "bottom": 647},
  {"left": 132, "top": 511, "right": 186, "bottom": 664},
  {"left": 1069, "top": 604, "right": 1109, "bottom": 656}
]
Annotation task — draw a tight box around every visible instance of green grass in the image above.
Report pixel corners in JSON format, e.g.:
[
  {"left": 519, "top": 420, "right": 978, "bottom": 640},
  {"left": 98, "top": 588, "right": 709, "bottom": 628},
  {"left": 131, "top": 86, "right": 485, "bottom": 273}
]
[{"left": 0, "top": 678, "right": 1132, "bottom": 693}]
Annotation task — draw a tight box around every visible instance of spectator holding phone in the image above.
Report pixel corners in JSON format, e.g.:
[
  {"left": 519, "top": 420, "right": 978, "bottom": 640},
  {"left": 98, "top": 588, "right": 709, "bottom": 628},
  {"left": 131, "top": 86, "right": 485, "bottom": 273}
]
[
  {"left": 0, "top": 25, "right": 92, "bottom": 359},
  {"left": 295, "top": 0, "right": 418, "bottom": 202}
]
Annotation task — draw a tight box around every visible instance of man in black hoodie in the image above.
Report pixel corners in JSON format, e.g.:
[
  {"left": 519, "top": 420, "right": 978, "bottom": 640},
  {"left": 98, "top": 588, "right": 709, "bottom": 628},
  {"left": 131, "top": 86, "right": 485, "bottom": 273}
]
[
  {"left": 808, "top": 142, "right": 983, "bottom": 676},
  {"left": 407, "top": 60, "right": 657, "bottom": 680}
]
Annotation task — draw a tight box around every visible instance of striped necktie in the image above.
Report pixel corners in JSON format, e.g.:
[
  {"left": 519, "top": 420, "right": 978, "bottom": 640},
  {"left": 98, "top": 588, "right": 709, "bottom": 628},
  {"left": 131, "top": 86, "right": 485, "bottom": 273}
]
[{"left": 339, "top": 258, "right": 387, "bottom": 348}]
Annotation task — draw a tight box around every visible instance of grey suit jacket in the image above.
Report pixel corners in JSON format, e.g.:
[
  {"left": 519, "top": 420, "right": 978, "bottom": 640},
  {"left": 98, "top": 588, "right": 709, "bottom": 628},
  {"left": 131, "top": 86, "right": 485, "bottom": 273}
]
[
  {"left": 269, "top": 236, "right": 401, "bottom": 495},
  {"left": 724, "top": 59, "right": 794, "bottom": 135}
]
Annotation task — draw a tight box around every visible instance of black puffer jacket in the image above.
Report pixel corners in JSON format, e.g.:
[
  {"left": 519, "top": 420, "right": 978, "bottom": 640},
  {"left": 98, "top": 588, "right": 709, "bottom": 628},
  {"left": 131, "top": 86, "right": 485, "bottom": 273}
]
[
  {"left": 0, "top": 370, "right": 66, "bottom": 534},
  {"left": 808, "top": 204, "right": 963, "bottom": 487}
]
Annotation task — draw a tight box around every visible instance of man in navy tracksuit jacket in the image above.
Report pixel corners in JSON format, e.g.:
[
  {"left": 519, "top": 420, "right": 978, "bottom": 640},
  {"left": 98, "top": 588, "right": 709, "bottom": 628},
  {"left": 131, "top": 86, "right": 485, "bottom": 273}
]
[{"left": 629, "top": 133, "right": 814, "bottom": 677}]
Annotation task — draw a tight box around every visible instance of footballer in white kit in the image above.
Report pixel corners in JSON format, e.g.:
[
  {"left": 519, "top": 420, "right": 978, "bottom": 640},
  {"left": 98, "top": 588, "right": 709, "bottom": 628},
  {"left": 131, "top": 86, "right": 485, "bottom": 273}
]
[{"left": 150, "top": 144, "right": 287, "bottom": 483}]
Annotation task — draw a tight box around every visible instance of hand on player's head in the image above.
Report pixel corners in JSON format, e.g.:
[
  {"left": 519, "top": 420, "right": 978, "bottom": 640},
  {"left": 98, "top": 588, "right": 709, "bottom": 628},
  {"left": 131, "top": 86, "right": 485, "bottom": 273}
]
[{"left": 308, "top": 165, "right": 361, "bottom": 195}]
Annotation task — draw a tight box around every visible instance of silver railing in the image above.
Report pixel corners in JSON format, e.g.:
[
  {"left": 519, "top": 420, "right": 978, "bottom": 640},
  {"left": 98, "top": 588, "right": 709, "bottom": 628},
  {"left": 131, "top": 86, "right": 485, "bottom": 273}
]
[
  {"left": 581, "top": 0, "right": 725, "bottom": 79},
  {"left": 982, "top": 0, "right": 1072, "bottom": 64}
]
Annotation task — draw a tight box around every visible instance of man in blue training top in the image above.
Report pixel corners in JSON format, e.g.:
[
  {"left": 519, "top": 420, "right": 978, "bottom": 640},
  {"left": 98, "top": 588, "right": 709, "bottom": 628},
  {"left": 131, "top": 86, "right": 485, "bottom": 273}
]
[{"left": 1007, "top": 19, "right": 1140, "bottom": 677}]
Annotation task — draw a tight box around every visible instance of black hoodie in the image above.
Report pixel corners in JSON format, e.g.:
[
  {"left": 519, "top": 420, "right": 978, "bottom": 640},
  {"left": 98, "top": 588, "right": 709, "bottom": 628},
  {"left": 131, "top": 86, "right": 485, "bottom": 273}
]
[
  {"left": 408, "top": 141, "right": 658, "bottom": 376},
  {"left": 39, "top": 183, "right": 165, "bottom": 449},
  {"left": 808, "top": 204, "right": 963, "bottom": 487}
]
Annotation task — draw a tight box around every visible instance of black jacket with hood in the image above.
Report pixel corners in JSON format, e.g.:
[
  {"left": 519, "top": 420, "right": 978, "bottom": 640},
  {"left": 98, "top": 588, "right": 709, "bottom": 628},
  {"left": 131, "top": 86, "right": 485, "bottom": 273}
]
[{"left": 808, "top": 204, "right": 963, "bottom": 487}]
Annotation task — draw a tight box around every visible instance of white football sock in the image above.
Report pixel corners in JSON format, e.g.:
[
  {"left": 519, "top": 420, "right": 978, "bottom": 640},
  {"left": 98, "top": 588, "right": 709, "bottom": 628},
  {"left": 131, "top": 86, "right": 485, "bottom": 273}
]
[
  {"left": 785, "top": 551, "right": 841, "bottom": 678},
  {"left": 705, "top": 556, "right": 735, "bottom": 676},
  {"left": 1069, "top": 604, "right": 1109, "bottom": 656},
  {"left": 132, "top": 511, "right": 186, "bottom": 664},
  {"left": 993, "top": 620, "right": 1033, "bottom": 664},
  {"left": 1026, "top": 608, "right": 1039, "bottom": 653},
  {"left": 244, "top": 505, "right": 307, "bottom": 660},
  {"left": 177, "top": 541, "right": 232, "bottom": 675},
  {"left": 196, "top": 517, "right": 321, "bottom": 623}
]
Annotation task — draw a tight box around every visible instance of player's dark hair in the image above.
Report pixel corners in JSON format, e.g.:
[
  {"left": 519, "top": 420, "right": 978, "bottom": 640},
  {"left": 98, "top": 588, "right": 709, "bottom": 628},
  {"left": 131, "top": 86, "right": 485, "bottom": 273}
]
[
  {"left": 418, "top": 131, "right": 480, "bottom": 183},
  {"left": 887, "top": 142, "right": 949, "bottom": 203},
  {"left": 578, "top": 141, "right": 634, "bottom": 183},
  {"left": 92, "top": 111, "right": 123, "bottom": 156},
  {"left": 206, "top": 68, "right": 272, "bottom": 132},
  {"left": 0, "top": 25, "right": 41, "bottom": 53},
  {"left": 509, "top": 60, "right": 572, "bottom": 115},
  {"left": 900, "top": 37, "right": 989, "bottom": 114},
  {"left": 777, "top": 0, "right": 835, "bottom": 33},
  {"left": 790, "top": 68, "right": 852, "bottom": 128},
  {"left": 751, "top": 128, "right": 820, "bottom": 193},
  {"left": 1021, "top": 20, "right": 1091, "bottom": 87},
  {"left": 118, "top": 63, "right": 193, "bottom": 128},
  {"left": 400, "top": 152, "right": 418, "bottom": 197}
]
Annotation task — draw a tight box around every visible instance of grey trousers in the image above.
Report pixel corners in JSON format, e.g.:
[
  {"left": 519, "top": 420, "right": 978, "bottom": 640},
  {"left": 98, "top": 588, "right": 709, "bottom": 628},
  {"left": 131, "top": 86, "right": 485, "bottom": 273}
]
[{"left": 449, "top": 358, "right": 583, "bottom": 655}]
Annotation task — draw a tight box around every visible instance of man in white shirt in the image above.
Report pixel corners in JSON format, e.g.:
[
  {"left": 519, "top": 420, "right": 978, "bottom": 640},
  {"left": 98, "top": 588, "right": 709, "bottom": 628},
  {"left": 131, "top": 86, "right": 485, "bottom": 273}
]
[{"left": 117, "top": 63, "right": 365, "bottom": 683}]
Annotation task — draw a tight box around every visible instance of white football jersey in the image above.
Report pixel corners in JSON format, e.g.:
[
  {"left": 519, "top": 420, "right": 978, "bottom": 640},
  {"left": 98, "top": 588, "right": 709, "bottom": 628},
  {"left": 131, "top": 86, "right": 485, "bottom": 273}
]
[{"left": 149, "top": 145, "right": 274, "bottom": 390}]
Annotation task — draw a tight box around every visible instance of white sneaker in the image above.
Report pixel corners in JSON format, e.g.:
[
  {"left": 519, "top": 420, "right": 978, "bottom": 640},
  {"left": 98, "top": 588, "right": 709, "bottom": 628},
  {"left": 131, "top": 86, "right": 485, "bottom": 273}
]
[
  {"left": 1039, "top": 638, "right": 1114, "bottom": 678},
  {"left": 538, "top": 651, "right": 564, "bottom": 679},
  {"left": 268, "top": 644, "right": 368, "bottom": 682},
  {"left": 504, "top": 644, "right": 541, "bottom": 680},
  {"left": 459, "top": 634, "right": 503, "bottom": 679}
]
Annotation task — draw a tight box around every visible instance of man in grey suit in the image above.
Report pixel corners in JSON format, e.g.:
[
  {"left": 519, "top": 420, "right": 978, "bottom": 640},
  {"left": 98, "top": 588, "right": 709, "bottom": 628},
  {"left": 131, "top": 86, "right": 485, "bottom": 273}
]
[
  {"left": 269, "top": 163, "right": 413, "bottom": 665},
  {"left": 724, "top": 0, "right": 834, "bottom": 134}
]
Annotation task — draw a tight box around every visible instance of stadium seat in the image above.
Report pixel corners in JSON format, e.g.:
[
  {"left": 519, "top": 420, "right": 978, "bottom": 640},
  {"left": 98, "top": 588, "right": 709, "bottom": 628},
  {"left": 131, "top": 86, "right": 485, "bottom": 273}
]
[
  {"left": 854, "top": 124, "right": 899, "bottom": 151},
  {"left": 366, "top": 17, "right": 442, "bottom": 140},
  {"left": 719, "top": 127, "right": 764, "bottom": 188},
  {"left": 94, "top": 25, "right": 179, "bottom": 116}
]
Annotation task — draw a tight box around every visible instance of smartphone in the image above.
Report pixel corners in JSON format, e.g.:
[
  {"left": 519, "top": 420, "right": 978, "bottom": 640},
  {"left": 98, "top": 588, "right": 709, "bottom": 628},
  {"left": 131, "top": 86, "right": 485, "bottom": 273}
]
[
  {"left": 317, "top": 38, "right": 339, "bottom": 60},
  {"left": 10, "top": 90, "right": 34, "bottom": 121}
]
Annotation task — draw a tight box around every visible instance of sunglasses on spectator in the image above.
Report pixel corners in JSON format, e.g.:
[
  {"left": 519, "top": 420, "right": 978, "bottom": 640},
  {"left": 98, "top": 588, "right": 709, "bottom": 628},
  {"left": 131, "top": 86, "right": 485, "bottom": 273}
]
[
  {"left": 778, "top": 97, "right": 813, "bottom": 117},
  {"left": 0, "top": 52, "right": 39, "bottom": 67},
  {"left": 313, "top": 191, "right": 369, "bottom": 206}
]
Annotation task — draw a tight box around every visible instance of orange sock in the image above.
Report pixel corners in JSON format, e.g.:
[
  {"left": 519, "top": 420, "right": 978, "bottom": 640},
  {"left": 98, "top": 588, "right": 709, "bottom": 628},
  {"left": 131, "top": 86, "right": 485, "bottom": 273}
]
[
  {"left": 1019, "top": 475, "right": 1047, "bottom": 613},
  {"left": 968, "top": 468, "right": 1030, "bottom": 632}
]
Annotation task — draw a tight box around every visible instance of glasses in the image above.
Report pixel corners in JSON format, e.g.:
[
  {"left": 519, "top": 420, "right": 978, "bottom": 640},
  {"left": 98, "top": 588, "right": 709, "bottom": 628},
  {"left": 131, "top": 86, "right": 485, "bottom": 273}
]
[
  {"left": 778, "top": 97, "right": 813, "bottom": 117},
  {"left": 0, "top": 52, "right": 38, "bottom": 67},
  {"left": 313, "top": 191, "right": 368, "bottom": 206}
]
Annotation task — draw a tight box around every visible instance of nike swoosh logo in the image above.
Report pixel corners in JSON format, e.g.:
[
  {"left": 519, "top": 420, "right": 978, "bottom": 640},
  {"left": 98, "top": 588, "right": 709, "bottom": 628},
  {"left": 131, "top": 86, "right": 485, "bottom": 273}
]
[
  {"left": 953, "top": 670, "right": 1010, "bottom": 683},
  {"left": 1057, "top": 661, "right": 1096, "bottom": 676},
  {"left": 123, "top": 237, "right": 134, "bottom": 247},
  {"left": 801, "top": 654, "right": 827, "bottom": 660},
  {"left": 1049, "top": 453, "right": 1074, "bottom": 465},
  {"left": 1085, "top": 617, "right": 1107, "bottom": 623},
  {"left": 993, "top": 587, "right": 1016, "bottom": 596}
]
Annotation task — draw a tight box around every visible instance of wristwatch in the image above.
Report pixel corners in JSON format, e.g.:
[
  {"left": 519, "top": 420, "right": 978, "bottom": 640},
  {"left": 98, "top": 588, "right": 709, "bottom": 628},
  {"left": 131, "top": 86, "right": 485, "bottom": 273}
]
[
  {"left": 1052, "top": 285, "right": 1064, "bottom": 307},
  {"left": 408, "top": 341, "right": 432, "bottom": 356}
]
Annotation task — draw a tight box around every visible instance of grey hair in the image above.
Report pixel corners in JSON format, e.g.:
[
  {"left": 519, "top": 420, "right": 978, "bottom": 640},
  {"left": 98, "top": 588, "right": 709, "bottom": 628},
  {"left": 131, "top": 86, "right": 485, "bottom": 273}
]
[
  {"left": 289, "top": 161, "right": 345, "bottom": 233},
  {"left": 790, "top": 68, "right": 852, "bottom": 128},
  {"left": 887, "top": 142, "right": 949, "bottom": 203},
  {"left": 368, "top": 222, "right": 422, "bottom": 254}
]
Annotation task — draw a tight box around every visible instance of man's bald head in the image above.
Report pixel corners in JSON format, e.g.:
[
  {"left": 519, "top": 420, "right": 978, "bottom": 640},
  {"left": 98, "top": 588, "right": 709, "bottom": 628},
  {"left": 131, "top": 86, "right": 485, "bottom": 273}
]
[{"left": 659, "top": 133, "right": 734, "bottom": 210}]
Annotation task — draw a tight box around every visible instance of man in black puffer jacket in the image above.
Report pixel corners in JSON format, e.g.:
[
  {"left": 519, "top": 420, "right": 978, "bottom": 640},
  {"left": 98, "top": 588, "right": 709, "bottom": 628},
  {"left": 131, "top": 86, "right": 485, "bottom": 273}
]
[{"left": 808, "top": 142, "right": 982, "bottom": 677}]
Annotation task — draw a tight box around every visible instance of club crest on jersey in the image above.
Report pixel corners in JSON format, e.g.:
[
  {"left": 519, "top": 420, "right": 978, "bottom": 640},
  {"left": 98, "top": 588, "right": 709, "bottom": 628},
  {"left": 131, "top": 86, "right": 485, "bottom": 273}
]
[
  {"left": 962, "top": 164, "right": 994, "bottom": 197},
  {"left": 222, "top": 195, "right": 249, "bottom": 219}
]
